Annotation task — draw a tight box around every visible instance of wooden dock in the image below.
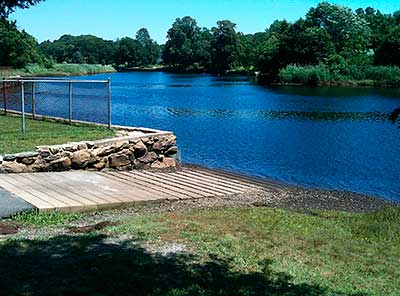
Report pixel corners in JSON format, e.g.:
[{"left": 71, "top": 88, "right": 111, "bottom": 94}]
[{"left": 0, "top": 166, "right": 278, "bottom": 212}]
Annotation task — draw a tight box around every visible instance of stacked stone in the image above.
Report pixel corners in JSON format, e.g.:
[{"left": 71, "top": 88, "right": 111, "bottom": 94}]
[{"left": 0, "top": 134, "right": 178, "bottom": 174}]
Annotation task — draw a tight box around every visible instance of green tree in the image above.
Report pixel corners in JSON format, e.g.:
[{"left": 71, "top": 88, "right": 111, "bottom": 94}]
[
  {"left": 375, "top": 26, "right": 400, "bottom": 66},
  {"left": 114, "top": 37, "right": 140, "bottom": 67},
  {"left": 0, "top": 18, "right": 44, "bottom": 67},
  {"left": 306, "top": 2, "right": 371, "bottom": 57},
  {"left": 135, "top": 28, "right": 160, "bottom": 65},
  {"left": 211, "top": 20, "right": 241, "bottom": 73},
  {"left": 0, "top": 0, "right": 43, "bottom": 17},
  {"left": 162, "top": 16, "right": 202, "bottom": 69},
  {"left": 39, "top": 35, "right": 115, "bottom": 65}
]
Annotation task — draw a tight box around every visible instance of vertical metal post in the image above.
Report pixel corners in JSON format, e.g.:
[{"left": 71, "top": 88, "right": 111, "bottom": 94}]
[
  {"left": 68, "top": 81, "right": 72, "bottom": 124},
  {"left": 107, "top": 78, "right": 111, "bottom": 129},
  {"left": 2, "top": 78, "right": 6, "bottom": 115},
  {"left": 21, "top": 81, "right": 26, "bottom": 134},
  {"left": 31, "top": 81, "right": 36, "bottom": 119}
]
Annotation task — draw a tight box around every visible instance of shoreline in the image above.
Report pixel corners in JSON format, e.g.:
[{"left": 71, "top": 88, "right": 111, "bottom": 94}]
[
  {"left": 118, "top": 68, "right": 400, "bottom": 88},
  {"left": 0, "top": 64, "right": 116, "bottom": 79},
  {"left": 184, "top": 165, "right": 397, "bottom": 213}
]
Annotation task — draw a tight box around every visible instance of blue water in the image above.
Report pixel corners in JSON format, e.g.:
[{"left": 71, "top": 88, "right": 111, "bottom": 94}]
[{"left": 71, "top": 72, "right": 400, "bottom": 201}]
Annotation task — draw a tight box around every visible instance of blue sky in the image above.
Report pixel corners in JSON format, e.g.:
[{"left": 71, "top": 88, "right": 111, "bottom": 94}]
[{"left": 10, "top": 0, "right": 400, "bottom": 44}]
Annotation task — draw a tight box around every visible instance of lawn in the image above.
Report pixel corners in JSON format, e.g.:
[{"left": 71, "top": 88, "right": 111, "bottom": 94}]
[
  {"left": 0, "top": 114, "right": 115, "bottom": 154},
  {"left": 1, "top": 206, "right": 399, "bottom": 295}
]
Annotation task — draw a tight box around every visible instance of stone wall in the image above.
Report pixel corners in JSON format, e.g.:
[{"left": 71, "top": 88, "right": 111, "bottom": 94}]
[{"left": 0, "top": 133, "right": 179, "bottom": 174}]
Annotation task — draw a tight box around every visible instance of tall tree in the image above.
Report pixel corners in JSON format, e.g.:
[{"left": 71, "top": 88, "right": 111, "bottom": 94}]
[
  {"left": 135, "top": 28, "right": 160, "bottom": 65},
  {"left": 375, "top": 27, "right": 400, "bottom": 66},
  {"left": 0, "top": 0, "right": 43, "bottom": 17},
  {"left": 211, "top": 20, "right": 240, "bottom": 73},
  {"left": 0, "top": 17, "right": 44, "bottom": 67},
  {"left": 162, "top": 16, "right": 205, "bottom": 69},
  {"left": 306, "top": 2, "right": 371, "bottom": 57}
]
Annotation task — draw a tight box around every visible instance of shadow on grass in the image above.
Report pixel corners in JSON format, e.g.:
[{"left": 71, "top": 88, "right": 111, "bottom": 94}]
[{"left": 0, "top": 234, "right": 365, "bottom": 295}]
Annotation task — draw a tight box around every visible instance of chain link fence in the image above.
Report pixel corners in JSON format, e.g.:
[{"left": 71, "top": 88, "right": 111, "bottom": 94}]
[{"left": 1, "top": 78, "right": 111, "bottom": 133}]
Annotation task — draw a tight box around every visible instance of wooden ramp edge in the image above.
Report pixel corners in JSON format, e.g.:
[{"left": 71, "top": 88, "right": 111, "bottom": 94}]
[{"left": 0, "top": 166, "right": 280, "bottom": 213}]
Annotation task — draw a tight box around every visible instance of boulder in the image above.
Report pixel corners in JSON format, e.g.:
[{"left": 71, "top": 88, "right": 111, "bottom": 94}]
[
  {"left": 93, "top": 161, "right": 106, "bottom": 170},
  {"left": 137, "top": 151, "right": 158, "bottom": 164},
  {"left": 133, "top": 140, "right": 147, "bottom": 158},
  {"left": 164, "top": 157, "right": 177, "bottom": 168},
  {"left": 71, "top": 150, "right": 96, "bottom": 169},
  {"left": 0, "top": 161, "right": 31, "bottom": 173},
  {"left": 150, "top": 157, "right": 177, "bottom": 169},
  {"left": 3, "top": 154, "right": 16, "bottom": 162},
  {"left": 165, "top": 146, "right": 178, "bottom": 156},
  {"left": 109, "top": 154, "right": 131, "bottom": 168},
  {"left": 50, "top": 157, "right": 72, "bottom": 171},
  {"left": 31, "top": 158, "right": 50, "bottom": 172},
  {"left": 15, "top": 152, "right": 39, "bottom": 165}
]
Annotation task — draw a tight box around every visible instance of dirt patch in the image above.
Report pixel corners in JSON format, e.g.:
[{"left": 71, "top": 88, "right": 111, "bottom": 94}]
[
  {"left": 67, "top": 221, "right": 120, "bottom": 234},
  {"left": 0, "top": 222, "right": 18, "bottom": 235}
]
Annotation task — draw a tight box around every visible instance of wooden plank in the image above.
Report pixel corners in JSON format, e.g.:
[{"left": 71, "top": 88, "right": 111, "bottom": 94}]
[
  {"left": 127, "top": 171, "right": 212, "bottom": 198},
  {"left": 24, "top": 173, "right": 97, "bottom": 210},
  {"left": 24, "top": 174, "right": 91, "bottom": 208},
  {"left": 101, "top": 172, "right": 173, "bottom": 200},
  {"left": 65, "top": 171, "right": 153, "bottom": 203},
  {"left": 2, "top": 174, "right": 71, "bottom": 209},
  {"left": 182, "top": 168, "right": 262, "bottom": 190},
  {"left": 0, "top": 176, "right": 54, "bottom": 210},
  {"left": 139, "top": 171, "right": 229, "bottom": 196},
  {"left": 169, "top": 171, "right": 244, "bottom": 194},
  {"left": 45, "top": 173, "right": 124, "bottom": 207},
  {"left": 116, "top": 171, "right": 202, "bottom": 199},
  {"left": 109, "top": 171, "right": 185, "bottom": 200},
  {"left": 194, "top": 166, "right": 281, "bottom": 190},
  {"left": 95, "top": 172, "right": 167, "bottom": 202}
]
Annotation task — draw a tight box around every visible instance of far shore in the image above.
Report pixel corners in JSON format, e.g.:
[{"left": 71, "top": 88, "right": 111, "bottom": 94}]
[{"left": 0, "top": 63, "right": 116, "bottom": 79}]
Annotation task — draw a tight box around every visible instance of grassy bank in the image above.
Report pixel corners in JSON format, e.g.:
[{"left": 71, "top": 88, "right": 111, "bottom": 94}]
[
  {"left": 1, "top": 205, "right": 399, "bottom": 295},
  {"left": 278, "top": 64, "right": 400, "bottom": 87},
  {"left": 0, "top": 63, "right": 116, "bottom": 78},
  {"left": 0, "top": 114, "right": 115, "bottom": 154}
]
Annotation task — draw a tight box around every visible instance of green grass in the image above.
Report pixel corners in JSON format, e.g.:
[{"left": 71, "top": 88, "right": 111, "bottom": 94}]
[
  {"left": 0, "top": 63, "right": 116, "bottom": 78},
  {"left": 1, "top": 206, "right": 399, "bottom": 295},
  {"left": 0, "top": 114, "right": 115, "bottom": 154},
  {"left": 12, "top": 211, "right": 82, "bottom": 226},
  {"left": 110, "top": 207, "right": 400, "bottom": 295}
]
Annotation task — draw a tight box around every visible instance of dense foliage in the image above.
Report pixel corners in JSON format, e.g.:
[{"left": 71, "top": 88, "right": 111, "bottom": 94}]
[
  {"left": 160, "top": 2, "right": 400, "bottom": 81},
  {"left": 40, "top": 28, "right": 160, "bottom": 67},
  {"left": 0, "top": 0, "right": 42, "bottom": 17},
  {"left": 1, "top": 1, "right": 400, "bottom": 85},
  {"left": 0, "top": 18, "right": 46, "bottom": 68}
]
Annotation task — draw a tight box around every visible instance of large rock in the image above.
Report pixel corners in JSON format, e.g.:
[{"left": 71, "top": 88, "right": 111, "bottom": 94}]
[
  {"left": 165, "top": 146, "right": 178, "bottom": 156},
  {"left": 152, "top": 136, "right": 176, "bottom": 152},
  {"left": 151, "top": 157, "right": 177, "bottom": 169},
  {"left": 50, "top": 157, "right": 72, "bottom": 171},
  {"left": 3, "top": 154, "right": 17, "bottom": 162},
  {"left": 93, "top": 141, "right": 129, "bottom": 157},
  {"left": 15, "top": 152, "right": 39, "bottom": 165},
  {"left": 71, "top": 150, "right": 96, "bottom": 169},
  {"left": 133, "top": 140, "right": 147, "bottom": 158},
  {"left": 31, "top": 158, "right": 50, "bottom": 172},
  {"left": 0, "top": 161, "right": 31, "bottom": 173},
  {"left": 109, "top": 154, "right": 131, "bottom": 168},
  {"left": 137, "top": 151, "right": 158, "bottom": 164}
]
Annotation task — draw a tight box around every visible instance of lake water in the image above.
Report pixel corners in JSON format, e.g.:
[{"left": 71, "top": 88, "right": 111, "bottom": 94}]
[{"left": 44, "top": 72, "right": 400, "bottom": 201}]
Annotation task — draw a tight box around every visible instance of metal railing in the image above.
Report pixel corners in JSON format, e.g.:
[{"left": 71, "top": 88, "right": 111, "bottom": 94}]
[{"left": 1, "top": 78, "right": 111, "bottom": 133}]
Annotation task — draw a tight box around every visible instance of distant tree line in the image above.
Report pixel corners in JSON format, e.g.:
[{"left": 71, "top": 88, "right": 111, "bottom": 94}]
[
  {"left": 39, "top": 28, "right": 160, "bottom": 67},
  {"left": 1, "top": 1, "right": 400, "bottom": 80}
]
